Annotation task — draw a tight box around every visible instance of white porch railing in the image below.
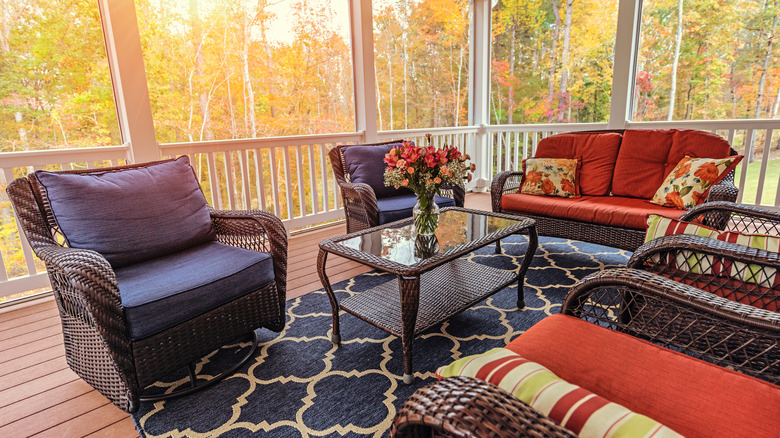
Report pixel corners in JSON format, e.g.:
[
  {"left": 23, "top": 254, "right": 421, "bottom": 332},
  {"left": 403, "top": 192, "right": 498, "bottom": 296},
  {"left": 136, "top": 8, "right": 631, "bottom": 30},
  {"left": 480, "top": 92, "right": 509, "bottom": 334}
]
[{"left": 2, "top": 121, "right": 779, "bottom": 303}]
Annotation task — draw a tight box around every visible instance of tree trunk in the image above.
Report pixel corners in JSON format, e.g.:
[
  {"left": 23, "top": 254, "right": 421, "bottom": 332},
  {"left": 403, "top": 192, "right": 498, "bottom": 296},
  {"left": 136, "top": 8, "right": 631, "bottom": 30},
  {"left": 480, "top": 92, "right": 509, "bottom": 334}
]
[
  {"left": 668, "top": 0, "right": 683, "bottom": 121},
  {"left": 1, "top": 0, "right": 10, "bottom": 52},
  {"left": 557, "top": 0, "right": 574, "bottom": 123},
  {"left": 507, "top": 22, "right": 517, "bottom": 124},
  {"left": 754, "top": 1, "right": 778, "bottom": 119},
  {"left": 548, "top": 0, "right": 561, "bottom": 123}
]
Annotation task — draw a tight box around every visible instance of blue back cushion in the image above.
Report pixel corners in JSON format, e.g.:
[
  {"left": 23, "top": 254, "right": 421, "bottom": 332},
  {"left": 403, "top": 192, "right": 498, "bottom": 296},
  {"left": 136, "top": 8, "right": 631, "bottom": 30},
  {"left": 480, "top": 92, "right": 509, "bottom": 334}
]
[
  {"left": 34, "top": 157, "right": 215, "bottom": 268},
  {"left": 342, "top": 143, "right": 412, "bottom": 198}
]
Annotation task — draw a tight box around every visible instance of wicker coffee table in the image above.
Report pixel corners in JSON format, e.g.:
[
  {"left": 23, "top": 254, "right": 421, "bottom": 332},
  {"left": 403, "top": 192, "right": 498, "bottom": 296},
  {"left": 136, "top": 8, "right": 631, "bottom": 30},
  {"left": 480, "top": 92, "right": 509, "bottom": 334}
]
[{"left": 317, "top": 207, "right": 537, "bottom": 383}]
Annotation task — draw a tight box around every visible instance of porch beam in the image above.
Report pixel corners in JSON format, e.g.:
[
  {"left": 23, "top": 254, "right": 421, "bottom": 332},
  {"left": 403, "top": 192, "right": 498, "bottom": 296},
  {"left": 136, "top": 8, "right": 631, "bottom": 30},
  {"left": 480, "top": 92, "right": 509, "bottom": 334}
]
[
  {"left": 98, "top": 0, "right": 159, "bottom": 163},
  {"left": 608, "top": 0, "right": 643, "bottom": 128},
  {"left": 350, "top": 0, "right": 379, "bottom": 143},
  {"left": 469, "top": 0, "right": 493, "bottom": 191}
]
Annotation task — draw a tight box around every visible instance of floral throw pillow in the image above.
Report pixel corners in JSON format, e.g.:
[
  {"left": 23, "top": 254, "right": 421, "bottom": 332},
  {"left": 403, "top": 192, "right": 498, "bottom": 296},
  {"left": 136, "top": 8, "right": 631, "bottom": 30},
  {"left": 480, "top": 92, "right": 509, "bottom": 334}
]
[
  {"left": 650, "top": 155, "right": 742, "bottom": 210},
  {"left": 520, "top": 158, "right": 578, "bottom": 198}
]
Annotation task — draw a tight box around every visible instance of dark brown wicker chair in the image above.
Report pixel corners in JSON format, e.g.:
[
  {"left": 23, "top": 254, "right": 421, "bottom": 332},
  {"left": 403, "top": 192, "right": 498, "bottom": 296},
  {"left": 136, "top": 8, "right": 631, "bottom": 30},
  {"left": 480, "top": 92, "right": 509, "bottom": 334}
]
[
  {"left": 629, "top": 201, "right": 780, "bottom": 311},
  {"left": 329, "top": 141, "right": 466, "bottom": 233},
  {"left": 6, "top": 159, "right": 288, "bottom": 413},
  {"left": 392, "top": 268, "right": 779, "bottom": 437}
]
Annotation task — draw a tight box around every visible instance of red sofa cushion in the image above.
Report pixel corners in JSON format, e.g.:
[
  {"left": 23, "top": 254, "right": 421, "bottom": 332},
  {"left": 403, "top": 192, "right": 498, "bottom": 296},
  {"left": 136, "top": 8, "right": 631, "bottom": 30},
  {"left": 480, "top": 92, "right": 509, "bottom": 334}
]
[
  {"left": 501, "top": 193, "right": 681, "bottom": 229},
  {"left": 506, "top": 314, "right": 780, "bottom": 438},
  {"left": 535, "top": 132, "right": 622, "bottom": 196},
  {"left": 612, "top": 129, "right": 732, "bottom": 199}
]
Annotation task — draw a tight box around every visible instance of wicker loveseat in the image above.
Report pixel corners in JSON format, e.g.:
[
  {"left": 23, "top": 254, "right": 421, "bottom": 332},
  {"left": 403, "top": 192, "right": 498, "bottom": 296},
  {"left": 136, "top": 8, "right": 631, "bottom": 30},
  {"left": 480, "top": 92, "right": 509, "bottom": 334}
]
[
  {"left": 392, "top": 269, "right": 780, "bottom": 437},
  {"left": 491, "top": 129, "right": 740, "bottom": 251}
]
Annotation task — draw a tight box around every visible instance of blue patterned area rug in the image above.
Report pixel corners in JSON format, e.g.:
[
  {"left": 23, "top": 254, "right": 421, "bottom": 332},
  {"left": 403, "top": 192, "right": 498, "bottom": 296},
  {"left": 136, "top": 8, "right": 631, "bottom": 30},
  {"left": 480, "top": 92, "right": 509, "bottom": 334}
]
[{"left": 131, "top": 236, "right": 629, "bottom": 437}]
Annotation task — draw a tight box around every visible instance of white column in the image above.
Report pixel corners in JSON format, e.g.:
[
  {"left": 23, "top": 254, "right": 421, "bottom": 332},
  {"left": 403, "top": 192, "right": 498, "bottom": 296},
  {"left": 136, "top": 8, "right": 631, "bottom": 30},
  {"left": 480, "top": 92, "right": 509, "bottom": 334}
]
[
  {"left": 468, "top": 0, "right": 493, "bottom": 191},
  {"left": 98, "top": 0, "right": 159, "bottom": 163},
  {"left": 350, "top": 0, "right": 379, "bottom": 143},
  {"left": 608, "top": 0, "right": 643, "bottom": 129}
]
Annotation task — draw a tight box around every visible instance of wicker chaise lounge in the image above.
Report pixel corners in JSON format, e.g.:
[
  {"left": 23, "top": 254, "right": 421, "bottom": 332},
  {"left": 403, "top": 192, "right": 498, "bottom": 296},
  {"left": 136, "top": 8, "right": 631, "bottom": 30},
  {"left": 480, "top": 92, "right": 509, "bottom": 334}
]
[
  {"left": 491, "top": 129, "right": 740, "bottom": 251},
  {"left": 6, "top": 157, "right": 288, "bottom": 413},
  {"left": 392, "top": 268, "right": 780, "bottom": 437}
]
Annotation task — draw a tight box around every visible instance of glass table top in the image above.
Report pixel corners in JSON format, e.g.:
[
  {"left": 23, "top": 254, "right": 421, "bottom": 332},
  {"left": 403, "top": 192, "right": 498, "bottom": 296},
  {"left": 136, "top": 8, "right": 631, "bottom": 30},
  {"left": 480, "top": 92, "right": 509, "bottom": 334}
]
[{"left": 335, "top": 209, "right": 527, "bottom": 266}]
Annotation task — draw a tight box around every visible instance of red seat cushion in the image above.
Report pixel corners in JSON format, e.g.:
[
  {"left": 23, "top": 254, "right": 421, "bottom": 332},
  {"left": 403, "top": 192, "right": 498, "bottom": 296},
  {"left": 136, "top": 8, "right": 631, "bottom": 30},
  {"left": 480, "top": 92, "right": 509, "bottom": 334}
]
[
  {"left": 612, "top": 130, "right": 732, "bottom": 199},
  {"left": 501, "top": 193, "right": 681, "bottom": 230},
  {"left": 506, "top": 314, "right": 780, "bottom": 438},
  {"left": 535, "top": 132, "right": 622, "bottom": 196}
]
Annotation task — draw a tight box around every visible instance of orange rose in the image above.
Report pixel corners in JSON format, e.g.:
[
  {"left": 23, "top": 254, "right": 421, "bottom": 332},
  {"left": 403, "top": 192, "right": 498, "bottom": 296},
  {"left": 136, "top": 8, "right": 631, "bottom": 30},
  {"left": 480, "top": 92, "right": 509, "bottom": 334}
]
[
  {"left": 665, "top": 192, "right": 685, "bottom": 209},
  {"left": 674, "top": 160, "right": 692, "bottom": 178},
  {"left": 401, "top": 179, "right": 409, "bottom": 186},
  {"left": 694, "top": 162, "right": 720, "bottom": 184},
  {"left": 541, "top": 178, "right": 556, "bottom": 195},
  {"left": 525, "top": 170, "right": 543, "bottom": 185},
  {"left": 561, "top": 178, "right": 576, "bottom": 195},
  {"left": 407, "top": 167, "right": 415, "bottom": 174}
]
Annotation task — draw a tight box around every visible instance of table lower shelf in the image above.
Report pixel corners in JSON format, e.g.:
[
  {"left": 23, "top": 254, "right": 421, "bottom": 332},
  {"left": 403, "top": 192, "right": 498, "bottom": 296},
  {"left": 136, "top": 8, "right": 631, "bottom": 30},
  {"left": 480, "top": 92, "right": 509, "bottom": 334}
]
[{"left": 339, "top": 258, "right": 519, "bottom": 338}]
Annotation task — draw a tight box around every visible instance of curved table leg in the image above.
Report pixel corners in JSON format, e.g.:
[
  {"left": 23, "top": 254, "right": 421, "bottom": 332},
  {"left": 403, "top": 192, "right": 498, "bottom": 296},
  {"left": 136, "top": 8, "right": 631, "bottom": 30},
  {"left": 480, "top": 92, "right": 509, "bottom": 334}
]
[
  {"left": 398, "top": 274, "right": 421, "bottom": 384},
  {"left": 516, "top": 226, "right": 539, "bottom": 309},
  {"left": 317, "top": 249, "right": 341, "bottom": 345}
]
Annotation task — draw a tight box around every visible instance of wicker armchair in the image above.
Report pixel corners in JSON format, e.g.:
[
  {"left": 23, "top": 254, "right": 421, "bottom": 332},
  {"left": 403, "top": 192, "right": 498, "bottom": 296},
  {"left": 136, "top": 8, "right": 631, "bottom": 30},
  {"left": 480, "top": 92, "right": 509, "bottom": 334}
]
[
  {"left": 329, "top": 141, "right": 466, "bottom": 233},
  {"left": 392, "top": 268, "right": 779, "bottom": 437},
  {"left": 629, "top": 201, "right": 780, "bottom": 311},
  {"left": 6, "top": 158, "right": 288, "bottom": 413}
]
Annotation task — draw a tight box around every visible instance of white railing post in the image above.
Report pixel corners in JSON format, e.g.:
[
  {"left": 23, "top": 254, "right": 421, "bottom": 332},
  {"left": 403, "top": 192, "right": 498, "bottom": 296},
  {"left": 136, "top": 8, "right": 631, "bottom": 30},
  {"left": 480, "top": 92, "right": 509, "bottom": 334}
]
[{"left": 469, "top": 0, "right": 493, "bottom": 191}]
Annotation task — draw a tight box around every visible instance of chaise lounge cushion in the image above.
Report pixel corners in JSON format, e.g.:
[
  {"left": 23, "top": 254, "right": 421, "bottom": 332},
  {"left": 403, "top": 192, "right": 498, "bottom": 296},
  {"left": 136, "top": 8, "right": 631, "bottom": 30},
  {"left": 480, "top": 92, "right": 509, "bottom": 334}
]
[
  {"left": 32, "top": 157, "right": 215, "bottom": 268},
  {"left": 376, "top": 194, "right": 456, "bottom": 225},
  {"left": 501, "top": 193, "right": 681, "bottom": 230},
  {"left": 534, "top": 132, "right": 622, "bottom": 196},
  {"left": 117, "top": 241, "right": 275, "bottom": 340},
  {"left": 342, "top": 143, "right": 410, "bottom": 199},
  {"left": 611, "top": 130, "right": 733, "bottom": 199},
  {"left": 506, "top": 314, "right": 780, "bottom": 438}
]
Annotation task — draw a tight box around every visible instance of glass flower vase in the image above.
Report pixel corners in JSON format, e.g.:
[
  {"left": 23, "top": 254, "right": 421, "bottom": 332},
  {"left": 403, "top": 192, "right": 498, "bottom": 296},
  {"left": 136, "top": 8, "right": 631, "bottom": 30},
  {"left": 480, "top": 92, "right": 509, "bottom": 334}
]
[{"left": 412, "top": 192, "right": 440, "bottom": 236}]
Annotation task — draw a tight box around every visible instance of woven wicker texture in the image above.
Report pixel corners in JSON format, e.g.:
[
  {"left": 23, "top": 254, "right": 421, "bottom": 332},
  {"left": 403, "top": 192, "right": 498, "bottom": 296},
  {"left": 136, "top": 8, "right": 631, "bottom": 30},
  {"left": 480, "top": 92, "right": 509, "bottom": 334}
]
[
  {"left": 392, "top": 376, "right": 577, "bottom": 438},
  {"left": 490, "top": 130, "right": 740, "bottom": 251},
  {"left": 329, "top": 142, "right": 466, "bottom": 233},
  {"left": 5, "top": 161, "right": 288, "bottom": 413}
]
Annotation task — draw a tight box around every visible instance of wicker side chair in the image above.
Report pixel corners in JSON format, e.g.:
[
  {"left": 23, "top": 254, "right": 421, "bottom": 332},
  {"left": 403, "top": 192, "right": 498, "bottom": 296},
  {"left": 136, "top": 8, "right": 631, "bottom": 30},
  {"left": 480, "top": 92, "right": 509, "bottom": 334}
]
[
  {"left": 629, "top": 201, "right": 780, "bottom": 311},
  {"left": 6, "top": 157, "right": 288, "bottom": 413},
  {"left": 392, "top": 269, "right": 779, "bottom": 437},
  {"left": 329, "top": 141, "right": 466, "bottom": 233}
]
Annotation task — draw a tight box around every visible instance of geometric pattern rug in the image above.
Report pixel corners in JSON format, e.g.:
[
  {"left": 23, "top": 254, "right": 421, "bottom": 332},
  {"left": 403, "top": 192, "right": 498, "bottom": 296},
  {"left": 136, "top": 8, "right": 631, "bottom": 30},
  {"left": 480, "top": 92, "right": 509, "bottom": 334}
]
[{"left": 132, "top": 236, "right": 630, "bottom": 437}]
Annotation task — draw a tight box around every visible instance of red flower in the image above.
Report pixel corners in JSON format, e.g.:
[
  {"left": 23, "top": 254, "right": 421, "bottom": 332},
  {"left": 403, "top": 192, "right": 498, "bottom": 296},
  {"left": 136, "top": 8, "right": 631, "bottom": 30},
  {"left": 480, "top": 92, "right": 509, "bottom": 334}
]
[
  {"left": 561, "top": 178, "right": 576, "bottom": 195},
  {"left": 525, "top": 170, "right": 543, "bottom": 185},
  {"left": 694, "top": 162, "right": 720, "bottom": 184},
  {"left": 541, "top": 179, "right": 555, "bottom": 195},
  {"left": 674, "top": 159, "right": 692, "bottom": 178},
  {"left": 665, "top": 192, "right": 685, "bottom": 209}
]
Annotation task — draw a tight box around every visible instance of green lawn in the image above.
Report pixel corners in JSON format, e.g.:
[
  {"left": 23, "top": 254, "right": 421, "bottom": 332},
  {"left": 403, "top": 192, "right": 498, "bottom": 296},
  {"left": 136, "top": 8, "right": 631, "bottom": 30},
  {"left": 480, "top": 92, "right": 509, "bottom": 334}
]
[{"left": 733, "top": 158, "right": 780, "bottom": 206}]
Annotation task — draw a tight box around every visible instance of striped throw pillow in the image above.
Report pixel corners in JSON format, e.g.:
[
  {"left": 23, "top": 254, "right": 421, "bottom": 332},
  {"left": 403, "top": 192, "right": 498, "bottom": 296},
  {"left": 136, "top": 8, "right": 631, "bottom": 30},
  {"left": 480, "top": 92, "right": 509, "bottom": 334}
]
[
  {"left": 437, "top": 348, "right": 682, "bottom": 438},
  {"left": 716, "top": 231, "right": 780, "bottom": 288},
  {"left": 645, "top": 214, "right": 719, "bottom": 273}
]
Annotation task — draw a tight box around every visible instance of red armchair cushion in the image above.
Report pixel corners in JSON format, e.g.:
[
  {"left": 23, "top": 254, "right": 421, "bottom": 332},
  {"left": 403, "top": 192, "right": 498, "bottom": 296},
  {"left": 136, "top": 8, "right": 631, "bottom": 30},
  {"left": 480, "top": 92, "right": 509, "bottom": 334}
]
[
  {"left": 612, "top": 130, "right": 732, "bottom": 199},
  {"left": 535, "top": 132, "right": 622, "bottom": 196},
  {"left": 507, "top": 314, "right": 780, "bottom": 438},
  {"left": 501, "top": 194, "right": 681, "bottom": 230}
]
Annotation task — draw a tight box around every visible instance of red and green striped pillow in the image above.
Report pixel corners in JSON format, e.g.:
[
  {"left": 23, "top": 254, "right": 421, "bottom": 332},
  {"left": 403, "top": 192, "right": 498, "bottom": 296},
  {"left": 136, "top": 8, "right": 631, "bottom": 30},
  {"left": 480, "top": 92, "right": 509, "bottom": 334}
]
[{"left": 437, "top": 348, "right": 682, "bottom": 438}]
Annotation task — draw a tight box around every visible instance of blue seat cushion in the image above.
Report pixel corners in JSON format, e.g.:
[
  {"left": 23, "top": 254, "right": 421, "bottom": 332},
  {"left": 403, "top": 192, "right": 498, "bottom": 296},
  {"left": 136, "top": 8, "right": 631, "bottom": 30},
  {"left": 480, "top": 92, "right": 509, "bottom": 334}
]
[
  {"left": 341, "top": 143, "right": 413, "bottom": 198},
  {"left": 33, "top": 157, "right": 215, "bottom": 268},
  {"left": 376, "top": 194, "right": 457, "bottom": 225},
  {"left": 116, "top": 241, "right": 275, "bottom": 340}
]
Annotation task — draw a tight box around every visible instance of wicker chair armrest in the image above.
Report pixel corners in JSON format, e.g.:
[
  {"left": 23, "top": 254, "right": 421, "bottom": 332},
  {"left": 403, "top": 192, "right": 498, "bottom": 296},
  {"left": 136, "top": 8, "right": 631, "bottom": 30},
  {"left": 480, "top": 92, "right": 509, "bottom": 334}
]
[
  {"left": 337, "top": 180, "right": 378, "bottom": 204},
  {"left": 35, "top": 244, "right": 121, "bottom": 304},
  {"left": 680, "top": 201, "right": 780, "bottom": 234},
  {"left": 490, "top": 171, "right": 524, "bottom": 213},
  {"left": 440, "top": 182, "right": 466, "bottom": 207},
  {"left": 392, "top": 376, "right": 576, "bottom": 438},
  {"left": 705, "top": 178, "right": 738, "bottom": 204},
  {"left": 562, "top": 268, "right": 779, "bottom": 382},
  {"left": 209, "top": 209, "right": 288, "bottom": 306}
]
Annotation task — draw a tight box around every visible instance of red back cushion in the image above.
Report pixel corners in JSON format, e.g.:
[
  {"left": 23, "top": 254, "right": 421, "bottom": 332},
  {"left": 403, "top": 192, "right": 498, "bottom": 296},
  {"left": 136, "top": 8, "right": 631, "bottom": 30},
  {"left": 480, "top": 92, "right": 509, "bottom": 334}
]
[
  {"left": 535, "top": 132, "right": 622, "bottom": 196},
  {"left": 612, "top": 130, "right": 732, "bottom": 199}
]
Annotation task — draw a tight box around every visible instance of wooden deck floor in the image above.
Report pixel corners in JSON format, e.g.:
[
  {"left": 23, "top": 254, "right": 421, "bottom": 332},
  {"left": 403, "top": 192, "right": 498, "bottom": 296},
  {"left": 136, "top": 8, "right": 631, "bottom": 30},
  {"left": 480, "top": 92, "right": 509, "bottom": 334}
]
[{"left": 0, "top": 193, "right": 492, "bottom": 437}]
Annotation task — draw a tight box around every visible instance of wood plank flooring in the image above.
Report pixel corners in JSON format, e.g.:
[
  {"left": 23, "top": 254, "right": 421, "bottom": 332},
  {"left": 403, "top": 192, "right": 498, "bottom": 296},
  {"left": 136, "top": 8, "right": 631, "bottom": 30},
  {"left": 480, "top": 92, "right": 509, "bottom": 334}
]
[{"left": 0, "top": 193, "right": 491, "bottom": 437}]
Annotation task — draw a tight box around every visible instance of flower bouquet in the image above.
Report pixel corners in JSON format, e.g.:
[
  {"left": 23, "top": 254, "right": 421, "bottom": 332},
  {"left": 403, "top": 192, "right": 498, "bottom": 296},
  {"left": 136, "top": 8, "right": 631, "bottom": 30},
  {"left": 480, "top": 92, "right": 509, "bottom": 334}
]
[{"left": 383, "top": 134, "right": 475, "bottom": 235}]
